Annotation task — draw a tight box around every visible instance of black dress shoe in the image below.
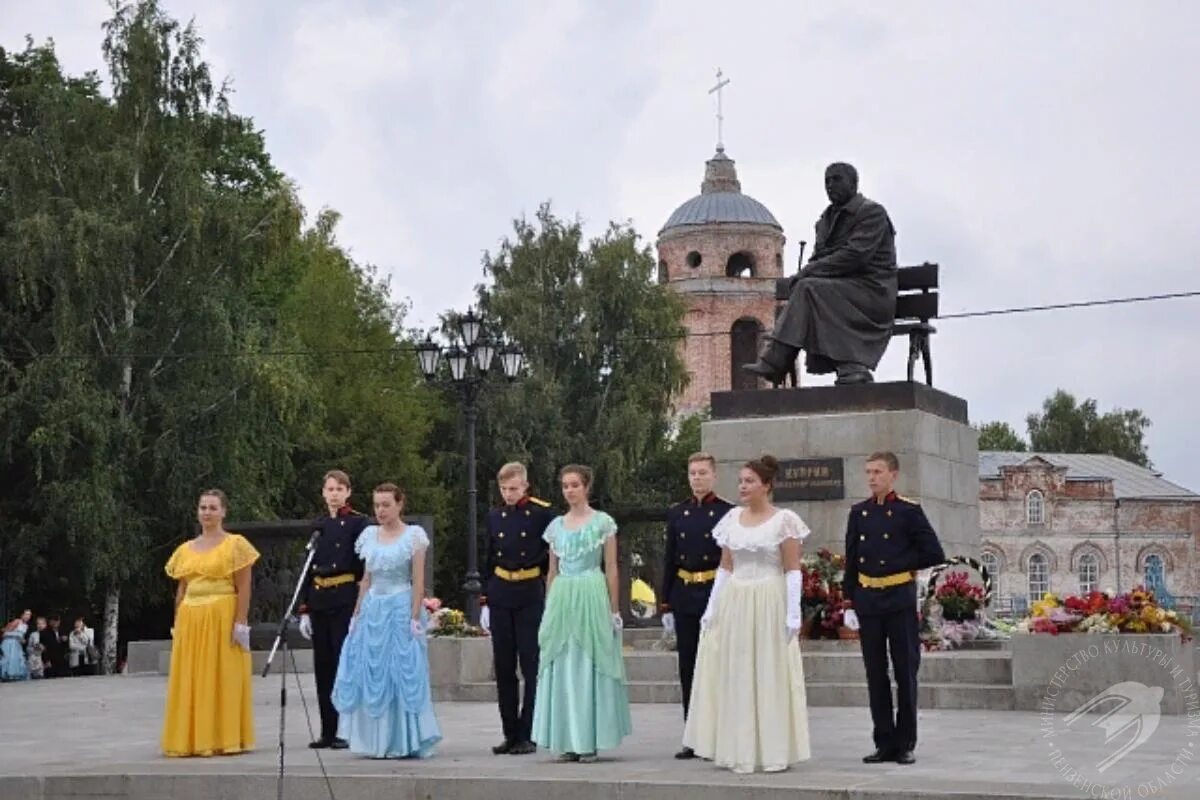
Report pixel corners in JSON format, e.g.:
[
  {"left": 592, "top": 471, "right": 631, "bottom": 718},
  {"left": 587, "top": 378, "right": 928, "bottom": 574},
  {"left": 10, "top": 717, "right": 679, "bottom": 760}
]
[
  {"left": 492, "top": 740, "right": 514, "bottom": 755},
  {"left": 741, "top": 340, "right": 799, "bottom": 384},
  {"left": 895, "top": 750, "right": 915, "bottom": 764},
  {"left": 742, "top": 359, "right": 788, "bottom": 383},
  {"left": 675, "top": 746, "right": 696, "bottom": 760},
  {"left": 862, "top": 749, "right": 895, "bottom": 763},
  {"left": 330, "top": 737, "right": 349, "bottom": 750},
  {"left": 309, "top": 737, "right": 332, "bottom": 749},
  {"left": 509, "top": 740, "right": 536, "bottom": 755},
  {"left": 835, "top": 363, "right": 874, "bottom": 385}
]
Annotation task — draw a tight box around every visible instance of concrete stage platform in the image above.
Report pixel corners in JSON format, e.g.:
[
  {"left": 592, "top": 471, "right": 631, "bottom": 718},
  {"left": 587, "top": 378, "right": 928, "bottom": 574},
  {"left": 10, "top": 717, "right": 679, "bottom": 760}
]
[{"left": 1, "top": 675, "right": 1197, "bottom": 799}]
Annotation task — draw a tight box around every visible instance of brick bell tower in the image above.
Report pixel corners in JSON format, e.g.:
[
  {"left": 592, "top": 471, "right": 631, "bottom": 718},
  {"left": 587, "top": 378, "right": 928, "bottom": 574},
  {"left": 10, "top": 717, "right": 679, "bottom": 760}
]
[{"left": 656, "top": 145, "right": 786, "bottom": 417}]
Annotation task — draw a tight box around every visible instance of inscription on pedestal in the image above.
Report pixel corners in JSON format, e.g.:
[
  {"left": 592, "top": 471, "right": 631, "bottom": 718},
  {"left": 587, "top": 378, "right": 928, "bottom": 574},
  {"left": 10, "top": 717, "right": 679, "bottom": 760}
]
[{"left": 774, "top": 458, "right": 845, "bottom": 501}]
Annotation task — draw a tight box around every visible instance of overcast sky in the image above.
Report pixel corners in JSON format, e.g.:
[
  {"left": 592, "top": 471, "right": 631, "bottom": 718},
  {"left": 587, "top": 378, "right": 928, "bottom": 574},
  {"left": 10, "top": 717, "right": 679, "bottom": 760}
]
[{"left": 5, "top": 1, "right": 1199, "bottom": 491}]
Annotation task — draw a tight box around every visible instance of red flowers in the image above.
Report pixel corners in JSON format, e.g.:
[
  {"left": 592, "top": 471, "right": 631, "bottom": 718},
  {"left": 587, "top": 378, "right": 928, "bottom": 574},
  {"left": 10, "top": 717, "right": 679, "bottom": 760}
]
[{"left": 934, "top": 571, "right": 984, "bottom": 621}]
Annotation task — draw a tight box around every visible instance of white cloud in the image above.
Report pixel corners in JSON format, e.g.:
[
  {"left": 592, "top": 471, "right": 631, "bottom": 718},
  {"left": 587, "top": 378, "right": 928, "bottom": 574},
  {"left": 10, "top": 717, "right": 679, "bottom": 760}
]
[{"left": 3, "top": 0, "right": 1198, "bottom": 490}]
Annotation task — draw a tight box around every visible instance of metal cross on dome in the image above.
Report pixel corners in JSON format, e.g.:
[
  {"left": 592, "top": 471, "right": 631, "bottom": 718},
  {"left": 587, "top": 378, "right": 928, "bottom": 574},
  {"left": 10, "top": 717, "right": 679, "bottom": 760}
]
[{"left": 708, "top": 68, "right": 731, "bottom": 152}]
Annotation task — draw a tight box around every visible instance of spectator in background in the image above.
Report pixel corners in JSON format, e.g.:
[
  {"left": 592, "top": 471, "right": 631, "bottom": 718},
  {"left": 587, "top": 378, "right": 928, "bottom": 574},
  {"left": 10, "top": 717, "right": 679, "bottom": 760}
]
[
  {"left": 1, "top": 610, "right": 32, "bottom": 681},
  {"left": 68, "top": 617, "right": 98, "bottom": 676},
  {"left": 41, "top": 616, "right": 67, "bottom": 678},
  {"left": 26, "top": 616, "right": 47, "bottom": 679}
]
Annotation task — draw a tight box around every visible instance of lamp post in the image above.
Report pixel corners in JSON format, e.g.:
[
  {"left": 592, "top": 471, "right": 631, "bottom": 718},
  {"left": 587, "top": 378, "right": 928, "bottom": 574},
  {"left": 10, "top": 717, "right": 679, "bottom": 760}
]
[{"left": 417, "top": 308, "right": 523, "bottom": 625}]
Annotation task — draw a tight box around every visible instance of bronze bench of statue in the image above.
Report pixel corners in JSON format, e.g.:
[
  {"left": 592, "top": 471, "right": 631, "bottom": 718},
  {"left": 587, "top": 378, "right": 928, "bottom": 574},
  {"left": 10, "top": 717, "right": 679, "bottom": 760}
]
[
  {"left": 742, "top": 162, "right": 938, "bottom": 388},
  {"left": 770, "top": 262, "right": 939, "bottom": 388}
]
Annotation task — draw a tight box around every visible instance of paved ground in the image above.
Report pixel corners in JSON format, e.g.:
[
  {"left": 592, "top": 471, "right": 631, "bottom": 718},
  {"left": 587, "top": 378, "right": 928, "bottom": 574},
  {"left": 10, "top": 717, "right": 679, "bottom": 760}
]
[{"left": 1, "top": 674, "right": 1198, "bottom": 799}]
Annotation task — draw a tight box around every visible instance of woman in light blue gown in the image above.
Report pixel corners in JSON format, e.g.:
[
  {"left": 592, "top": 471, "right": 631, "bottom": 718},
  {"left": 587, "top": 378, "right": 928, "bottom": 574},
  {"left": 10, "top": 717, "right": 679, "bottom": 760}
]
[
  {"left": 331, "top": 482, "right": 441, "bottom": 758},
  {"left": 1, "top": 611, "right": 31, "bottom": 682}
]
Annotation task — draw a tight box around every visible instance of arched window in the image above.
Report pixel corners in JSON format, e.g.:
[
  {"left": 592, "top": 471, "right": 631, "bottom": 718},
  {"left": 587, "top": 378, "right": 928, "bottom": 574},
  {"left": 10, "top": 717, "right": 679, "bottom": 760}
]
[
  {"left": 1077, "top": 552, "right": 1099, "bottom": 593},
  {"left": 980, "top": 550, "right": 1001, "bottom": 596},
  {"left": 657, "top": 259, "right": 668, "bottom": 284},
  {"left": 726, "top": 251, "right": 756, "bottom": 278},
  {"left": 1145, "top": 554, "right": 1166, "bottom": 595},
  {"left": 1027, "top": 553, "right": 1049, "bottom": 602},
  {"left": 730, "top": 318, "right": 763, "bottom": 391},
  {"left": 1026, "top": 490, "right": 1045, "bottom": 525}
]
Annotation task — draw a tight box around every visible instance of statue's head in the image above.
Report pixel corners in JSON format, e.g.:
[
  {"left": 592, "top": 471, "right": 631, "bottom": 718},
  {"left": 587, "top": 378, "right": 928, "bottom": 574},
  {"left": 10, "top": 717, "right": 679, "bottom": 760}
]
[{"left": 824, "top": 162, "right": 859, "bottom": 207}]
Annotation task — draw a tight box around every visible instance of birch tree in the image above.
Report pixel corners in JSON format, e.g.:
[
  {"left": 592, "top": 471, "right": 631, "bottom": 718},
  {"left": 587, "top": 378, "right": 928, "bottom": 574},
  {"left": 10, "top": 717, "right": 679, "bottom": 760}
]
[{"left": 0, "top": 1, "right": 312, "bottom": 671}]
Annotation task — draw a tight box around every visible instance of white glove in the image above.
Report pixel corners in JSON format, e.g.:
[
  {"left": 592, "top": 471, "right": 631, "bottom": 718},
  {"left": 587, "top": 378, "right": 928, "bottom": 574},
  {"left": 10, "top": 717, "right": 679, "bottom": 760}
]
[
  {"left": 232, "top": 623, "right": 251, "bottom": 652},
  {"left": 411, "top": 618, "right": 425, "bottom": 637},
  {"left": 661, "top": 612, "right": 675, "bottom": 633},
  {"left": 785, "top": 569, "right": 803, "bottom": 640},
  {"left": 843, "top": 609, "right": 860, "bottom": 631},
  {"left": 612, "top": 613, "right": 624, "bottom": 631},
  {"left": 480, "top": 606, "right": 490, "bottom": 631},
  {"left": 298, "top": 614, "right": 313, "bottom": 640},
  {"left": 699, "top": 567, "right": 731, "bottom": 631}
]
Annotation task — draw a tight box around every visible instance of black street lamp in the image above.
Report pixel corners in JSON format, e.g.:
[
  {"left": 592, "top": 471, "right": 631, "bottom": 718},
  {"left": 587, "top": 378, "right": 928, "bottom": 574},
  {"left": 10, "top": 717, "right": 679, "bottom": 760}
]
[{"left": 417, "top": 308, "right": 524, "bottom": 625}]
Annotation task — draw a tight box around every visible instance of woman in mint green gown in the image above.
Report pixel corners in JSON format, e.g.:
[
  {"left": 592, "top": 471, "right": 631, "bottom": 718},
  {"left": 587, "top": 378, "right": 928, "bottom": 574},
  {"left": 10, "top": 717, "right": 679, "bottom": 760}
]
[{"left": 531, "top": 464, "right": 632, "bottom": 761}]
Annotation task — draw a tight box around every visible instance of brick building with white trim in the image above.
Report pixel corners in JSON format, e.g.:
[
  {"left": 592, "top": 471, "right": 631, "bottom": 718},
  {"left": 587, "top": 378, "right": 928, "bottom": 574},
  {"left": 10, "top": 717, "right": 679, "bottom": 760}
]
[{"left": 977, "top": 452, "right": 1200, "bottom": 614}]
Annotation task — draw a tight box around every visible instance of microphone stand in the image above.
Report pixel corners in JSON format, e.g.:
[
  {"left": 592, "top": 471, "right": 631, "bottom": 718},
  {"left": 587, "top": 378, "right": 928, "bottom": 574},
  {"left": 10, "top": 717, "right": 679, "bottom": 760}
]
[{"left": 262, "top": 527, "right": 320, "bottom": 800}]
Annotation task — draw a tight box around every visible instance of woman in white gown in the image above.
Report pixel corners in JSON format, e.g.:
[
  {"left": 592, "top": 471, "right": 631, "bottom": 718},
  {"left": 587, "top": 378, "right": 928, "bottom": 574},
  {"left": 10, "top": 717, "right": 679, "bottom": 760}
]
[{"left": 681, "top": 454, "right": 811, "bottom": 773}]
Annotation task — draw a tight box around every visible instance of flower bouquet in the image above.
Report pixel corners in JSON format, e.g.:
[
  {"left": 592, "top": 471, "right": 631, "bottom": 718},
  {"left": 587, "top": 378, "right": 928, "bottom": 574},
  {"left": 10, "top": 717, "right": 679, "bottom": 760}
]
[
  {"left": 425, "top": 597, "right": 489, "bottom": 638},
  {"left": 1017, "top": 587, "right": 1193, "bottom": 638},
  {"left": 800, "top": 549, "right": 847, "bottom": 638},
  {"left": 933, "top": 570, "right": 985, "bottom": 622}
]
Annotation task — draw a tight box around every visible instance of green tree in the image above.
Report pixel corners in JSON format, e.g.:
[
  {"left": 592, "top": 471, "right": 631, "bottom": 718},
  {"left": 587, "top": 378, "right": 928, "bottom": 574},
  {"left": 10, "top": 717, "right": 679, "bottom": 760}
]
[
  {"left": 474, "top": 204, "right": 689, "bottom": 505},
  {"left": 424, "top": 205, "right": 689, "bottom": 603},
  {"left": 975, "top": 421, "right": 1027, "bottom": 451},
  {"left": 0, "top": 1, "right": 313, "bottom": 670},
  {"left": 276, "top": 209, "right": 447, "bottom": 525},
  {"left": 1025, "top": 389, "right": 1152, "bottom": 467}
]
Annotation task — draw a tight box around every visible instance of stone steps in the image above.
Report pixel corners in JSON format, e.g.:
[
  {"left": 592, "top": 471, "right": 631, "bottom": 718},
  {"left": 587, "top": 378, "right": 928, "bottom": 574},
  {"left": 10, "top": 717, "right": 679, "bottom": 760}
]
[
  {"left": 622, "top": 649, "right": 1012, "bottom": 685},
  {"left": 138, "top": 632, "right": 1016, "bottom": 711},
  {"left": 445, "top": 678, "right": 1014, "bottom": 709},
  {"left": 443, "top": 649, "right": 1015, "bottom": 710}
]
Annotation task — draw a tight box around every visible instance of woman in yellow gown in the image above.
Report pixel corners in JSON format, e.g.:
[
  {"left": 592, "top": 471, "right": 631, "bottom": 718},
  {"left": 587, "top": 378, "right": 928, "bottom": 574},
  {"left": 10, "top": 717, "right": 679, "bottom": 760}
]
[{"left": 161, "top": 489, "right": 260, "bottom": 757}]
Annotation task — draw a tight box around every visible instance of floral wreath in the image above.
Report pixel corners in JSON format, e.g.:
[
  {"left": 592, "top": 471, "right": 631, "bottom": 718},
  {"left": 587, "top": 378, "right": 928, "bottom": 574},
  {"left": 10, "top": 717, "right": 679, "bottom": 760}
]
[{"left": 924, "top": 556, "right": 993, "bottom": 607}]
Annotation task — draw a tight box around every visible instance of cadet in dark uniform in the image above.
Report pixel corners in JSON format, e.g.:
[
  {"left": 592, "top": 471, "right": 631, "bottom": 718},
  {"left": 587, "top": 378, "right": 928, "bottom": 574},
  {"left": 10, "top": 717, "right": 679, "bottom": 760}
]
[
  {"left": 297, "top": 469, "right": 368, "bottom": 749},
  {"left": 659, "top": 452, "right": 734, "bottom": 760},
  {"left": 481, "top": 462, "right": 555, "bottom": 755},
  {"left": 842, "top": 451, "right": 945, "bottom": 765}
]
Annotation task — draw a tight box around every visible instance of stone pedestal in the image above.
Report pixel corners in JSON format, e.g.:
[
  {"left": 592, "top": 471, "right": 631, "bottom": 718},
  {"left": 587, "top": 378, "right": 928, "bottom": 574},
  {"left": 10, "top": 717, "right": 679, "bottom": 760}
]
[
  {"left": 1011, "top": 633, "right": 1199, "bottom": 715},
  {"left": 702, "top": 382, "right": 980, "bottom": 559}
]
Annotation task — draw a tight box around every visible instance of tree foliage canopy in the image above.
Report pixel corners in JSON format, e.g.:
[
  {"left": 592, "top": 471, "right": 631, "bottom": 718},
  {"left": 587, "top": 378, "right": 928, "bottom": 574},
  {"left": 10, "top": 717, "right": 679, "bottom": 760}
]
[{"left": 974, "top": 390, "right": 1152, "bottom": 467}]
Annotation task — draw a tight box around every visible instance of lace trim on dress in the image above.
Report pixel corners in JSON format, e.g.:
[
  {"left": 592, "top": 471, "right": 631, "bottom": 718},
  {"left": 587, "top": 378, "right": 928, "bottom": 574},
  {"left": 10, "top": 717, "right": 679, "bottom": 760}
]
[
  {"left": 356, "top": 525, "right": 429, "bottom": 571},
  {"left": 545, "top": 511, "right": 617, "bottom": 560},
  {"left": 712, "top": 508, "right": 811, "bottom": 553}
]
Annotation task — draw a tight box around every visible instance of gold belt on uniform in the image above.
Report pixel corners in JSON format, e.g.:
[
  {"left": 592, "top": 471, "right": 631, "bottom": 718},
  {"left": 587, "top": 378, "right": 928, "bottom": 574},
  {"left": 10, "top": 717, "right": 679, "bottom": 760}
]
[
  {"left": 859, "top": 571, "right": 915, "bottom": 589},
  {"left": 494, "top": 566, "right": 541, "bottom": 581},
  {"left": 677, "top": 568, "right": 717, "bottom": 584},
  {"left": 313, "top": 573, "right": 356, "bottom": 589}
]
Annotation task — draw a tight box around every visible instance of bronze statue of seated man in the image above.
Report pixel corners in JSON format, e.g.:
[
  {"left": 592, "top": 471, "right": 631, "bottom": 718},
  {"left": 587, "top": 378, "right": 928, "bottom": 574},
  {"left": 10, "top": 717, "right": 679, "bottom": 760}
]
[{"left": 743, "top": 162, "right": 898, "bottom": 385}]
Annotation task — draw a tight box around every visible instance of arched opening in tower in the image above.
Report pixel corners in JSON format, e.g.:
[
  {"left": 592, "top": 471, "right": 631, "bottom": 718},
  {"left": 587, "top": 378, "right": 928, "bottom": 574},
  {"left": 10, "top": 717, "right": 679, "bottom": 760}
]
[
  {"left": 726, "top": 251, "right": 756, "bottom": 278},
  {"left": 729, "top": 317, "right": 764, "bottom": 391}
]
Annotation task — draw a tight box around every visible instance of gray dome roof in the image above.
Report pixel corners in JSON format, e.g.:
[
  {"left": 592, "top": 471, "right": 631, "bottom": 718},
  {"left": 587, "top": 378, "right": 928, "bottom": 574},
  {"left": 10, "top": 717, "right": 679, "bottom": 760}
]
[
  {"left": 659, "top": 147, "right": 782, "bottom": 235},
  {"left": 662, "top": 191, "right": 781, "bottom": 232}
]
